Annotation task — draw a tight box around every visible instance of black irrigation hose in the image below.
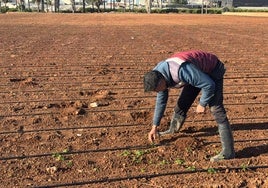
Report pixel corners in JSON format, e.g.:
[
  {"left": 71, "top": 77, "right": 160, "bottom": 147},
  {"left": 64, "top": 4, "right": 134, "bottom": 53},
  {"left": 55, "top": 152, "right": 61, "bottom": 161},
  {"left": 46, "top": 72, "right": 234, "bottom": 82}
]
[
  {"left": 0, "top": 112, "right": 59, "bottom": 118},
  {"left": 1, "top": 66, "right": 267, "bottom": 72},
  {"left": 1, "top": 136, "right": 267, "bottom": 161},
  {"left": 0, "top": 104, "right": 267, "bottom": 118},
  {"left": 1, "top": 69, "right": 267, "bottom": 76},
  {"left": 0, "top": 144, "right": 151, "bottom": 161},
  {"left": 0, "top": 77, "right": 267, "bottom": 89},
  {"left": 0, "top": 86, "right": 267, "bottom": 94},
  {"left": 0, "top": 83, "right": 268, "bottom": 95},
  {"left": 33, "top": 165, "right": 268, "bottom": 188},
  {"left": 0, "top": 122, "right": 145, "bottom": 135},
  {"left": 0, "top": 94, "right": 267, "bottom": 105},
  {"left": 0, "top": 117, "right": 267, "bottom": 136},
  {"left": 0, "top": 61, "right": 266, "bottom": 69},
  {"left": 0, "top": 74, "right": 267, "bottom": 80},
  {"left": 1, "top": 103, "right": 267, "bottom": 118},
  {"left": 0, "top": 75, "right": 267, "bottom": 86}
]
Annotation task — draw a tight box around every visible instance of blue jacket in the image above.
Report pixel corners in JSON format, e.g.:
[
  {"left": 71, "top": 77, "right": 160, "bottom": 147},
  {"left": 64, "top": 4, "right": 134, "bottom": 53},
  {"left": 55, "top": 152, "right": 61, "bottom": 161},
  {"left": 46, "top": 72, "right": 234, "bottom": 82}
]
[{"left": 152, "top": 61, "right": 217, "bottom": 126}]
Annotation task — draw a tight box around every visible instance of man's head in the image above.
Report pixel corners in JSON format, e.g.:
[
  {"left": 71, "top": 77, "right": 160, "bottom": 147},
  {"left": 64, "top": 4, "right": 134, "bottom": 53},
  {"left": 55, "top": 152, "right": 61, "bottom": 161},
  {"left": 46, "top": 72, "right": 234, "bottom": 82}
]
[{"left": 143, "top": 70, "right": 167, "bottom": 92}]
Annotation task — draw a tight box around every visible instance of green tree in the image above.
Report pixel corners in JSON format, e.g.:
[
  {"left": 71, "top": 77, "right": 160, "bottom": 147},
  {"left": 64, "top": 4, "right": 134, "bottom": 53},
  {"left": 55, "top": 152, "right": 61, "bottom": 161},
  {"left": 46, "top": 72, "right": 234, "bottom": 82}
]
[{"left": 86, "top": 0, "right": 103, "bottom": 12}]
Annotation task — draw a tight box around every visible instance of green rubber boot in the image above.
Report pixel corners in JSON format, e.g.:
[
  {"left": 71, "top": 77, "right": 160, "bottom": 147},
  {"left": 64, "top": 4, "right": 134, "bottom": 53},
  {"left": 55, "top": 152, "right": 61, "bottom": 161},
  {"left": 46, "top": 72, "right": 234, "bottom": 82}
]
[
  {"left": 159, "top": 113, "right": 185, "bottom": 135},
  {"left": 210, "top": 124, "right": 235, "bottom": 162}
]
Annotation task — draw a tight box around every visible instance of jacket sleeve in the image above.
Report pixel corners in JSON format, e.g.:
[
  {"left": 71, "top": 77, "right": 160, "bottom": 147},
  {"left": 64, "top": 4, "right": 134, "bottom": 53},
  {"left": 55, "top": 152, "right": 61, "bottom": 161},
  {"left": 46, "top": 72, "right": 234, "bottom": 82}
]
[
  {"left": 179, "top": 63, "right": 215, "bottom": 107},
  {"left": 153, "top": 89, "right": 169, "bottom": 126}
]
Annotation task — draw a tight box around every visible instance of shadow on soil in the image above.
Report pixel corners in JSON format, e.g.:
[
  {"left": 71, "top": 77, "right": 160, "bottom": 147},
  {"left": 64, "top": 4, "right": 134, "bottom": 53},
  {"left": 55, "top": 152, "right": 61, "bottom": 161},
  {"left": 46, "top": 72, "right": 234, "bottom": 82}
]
[
  {"left": 183, "top": 122, "right": 268, "bottom": 158},
  {"left": 236, "top": 145, "right": 268, "bottom": 158},
  {"left": 184, "top": 122, "right": 268, "bottom": 136}
]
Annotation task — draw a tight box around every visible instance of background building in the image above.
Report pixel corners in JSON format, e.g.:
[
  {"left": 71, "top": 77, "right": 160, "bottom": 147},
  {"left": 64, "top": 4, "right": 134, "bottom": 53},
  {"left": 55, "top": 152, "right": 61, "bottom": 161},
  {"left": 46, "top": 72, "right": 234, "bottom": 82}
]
[{"left": 221, "top": 0, "right": 268, "bottom": 7}]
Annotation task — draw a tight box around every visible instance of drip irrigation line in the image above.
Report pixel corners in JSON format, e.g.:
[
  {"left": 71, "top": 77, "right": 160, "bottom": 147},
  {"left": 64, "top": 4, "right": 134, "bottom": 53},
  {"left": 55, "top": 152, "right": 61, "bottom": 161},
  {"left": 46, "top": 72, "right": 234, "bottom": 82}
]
[
  {"left": 0, "top": 104, "right": 267, "bottom": 118},
  {"left": 0, "top": 144, "right": 152, "bottom": 161},
  {"left": 0, "top": 83, "right": 267, "bottom": 94},
  {"left": 0, "top": 87, "right": 267, "bottom": 95},
  {"left": 0, "top": 122, "right": 145, "bottom": 135},
  {"left": 1, "top": 69, "right": 267, "bottom": 76},
  {"left": 122, "top": 93, "right": 268, "bottom": 100},
  {"left": 0, "top": 88, "right": 267, "bottom": 103},
  {"left": 0, "top": 73, "right": 142, "bottom": 79},
  {"left": 33, "top": 165, "right": 268, "bottom": 188},
  {"left": 0, "top": 95, "right": 267, "bottom": 106},
  {"left": 0, "top": 117, "right": 266, "bottom": 136},
  {"left": 1, "top": 65, "right": 267, "bottom": 72},
  {"left": 0, "top": 136, "right": 267, "bottom": 163},
  {"left": 1, "top": 79, "right": 267, "bottom": 91},
  {"left": 85, "top": 106, "right": 266, "bottom": 113},
  {"left": 210, "top": 91, "right": 268, "bottom": 94},
  {"left": 0, "top": 62, "right": 266, "bottom": 70},
  {"left": 0, "top": 112, "right": 59, "bottom": 118},
  {"left": 0, "top": 76, "right": 267, "bottom": 87},
  {"left": 1, "top": 74, "right": 267, "bottom": 80}
]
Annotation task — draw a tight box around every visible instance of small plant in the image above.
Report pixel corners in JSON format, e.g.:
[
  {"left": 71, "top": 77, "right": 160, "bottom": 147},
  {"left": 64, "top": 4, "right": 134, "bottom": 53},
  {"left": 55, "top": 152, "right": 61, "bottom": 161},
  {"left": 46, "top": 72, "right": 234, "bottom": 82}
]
[
  {"left": 186, "top": 165, "right": 196, "bottom": 171},
  {"left": 159, "top": 159, "right": 168, "bottom": 165},
  {"left": 52, "top": 152, "right": 65, "bottom": 161},
  {"left": 120, "top": 149, "right": 150, "bottom": 164},
  {"left": 140, "top": 168, "right": 146, "bottom": 173},
  {"left": 121, "top": 150, "right": 131, "bottom": 157},
  {"left": 133, "top": 150, "right": 146, "bottom": 163},
  {"left": 174, "top": 158, "right": 185, "bottom": 165},
  {"left": 207, "top": 167, "right": 217, "bottom": 174},
  {"left": 241, "top": 163, "right": 249, "bottom": 172},
  {"left": 52, "top": 148, "right": 73, "bottom": 168},
  {"left": 52, "top": 148, "right": 69, "bottom": 161}
]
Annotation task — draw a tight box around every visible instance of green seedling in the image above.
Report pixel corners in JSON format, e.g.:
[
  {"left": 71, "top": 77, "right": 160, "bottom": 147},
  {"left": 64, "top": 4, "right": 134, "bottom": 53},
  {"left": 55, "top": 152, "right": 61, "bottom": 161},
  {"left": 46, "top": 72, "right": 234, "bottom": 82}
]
[
  {"left": 120, "top": 149, "right": 150, "bottom": 164},
  {"left": 186, "top": 165, "right": 196, "bottom": 171},
  {"left": 121, "top": 150, "right": 131, "bottom": 157},
  {"left": 207, "top": 167, "right": 217, "bottom": 174},
  {"left": 174, "top": 158, "right": 185, "bottom": 165},
  {"left": 66, "top": 160, "right": 73, "bottom": 167},
  {"left": 134, "top": 150, "right": 146, "bottom": 158},
  {"left": 150, "top": 143, "right": 157, "bottom": 148},
  {"left": 52, "top": 153, "right": 65, "bottom": 161},
  {"left": 159, "top": 159, "right": 168, "bottom": 165},
  {"left": 52, "top": 148, "right": 70, "bottom": 161},
  {"left": 62, "top": 149, "right": 69, "bottom": 153},
  {"left": 133, "top": 150, "right": 146, "bottom": 163},
  {"left": 241, "top": 163, "right": 249, "bottom": 172},
  {"left": 52, "top": 149, "right": 73, "bottom": 168}
]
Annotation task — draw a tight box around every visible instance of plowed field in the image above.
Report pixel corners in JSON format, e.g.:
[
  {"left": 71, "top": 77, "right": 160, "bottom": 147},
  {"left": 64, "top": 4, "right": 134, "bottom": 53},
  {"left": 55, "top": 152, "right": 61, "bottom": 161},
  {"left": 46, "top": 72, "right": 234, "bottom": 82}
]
[{"left": 0, "top": 13, "right": 267, "bottom": 188}]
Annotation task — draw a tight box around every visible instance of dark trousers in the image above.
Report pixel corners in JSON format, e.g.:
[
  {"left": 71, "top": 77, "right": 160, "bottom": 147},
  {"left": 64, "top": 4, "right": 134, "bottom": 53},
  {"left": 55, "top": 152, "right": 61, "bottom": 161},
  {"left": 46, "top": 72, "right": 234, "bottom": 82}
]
[
  {"left": 174, "top": 61, "right": 226, "bottom": 120},
  {"left": 174, "top": 61, "right": 235, "bottom": 157}
]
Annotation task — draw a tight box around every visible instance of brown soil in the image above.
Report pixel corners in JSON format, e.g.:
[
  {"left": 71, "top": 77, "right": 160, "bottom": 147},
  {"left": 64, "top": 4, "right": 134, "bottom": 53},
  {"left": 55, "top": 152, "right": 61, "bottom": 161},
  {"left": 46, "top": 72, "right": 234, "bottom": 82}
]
[{"left": 0, "top": 13, "right": 267, "bottom": 188}]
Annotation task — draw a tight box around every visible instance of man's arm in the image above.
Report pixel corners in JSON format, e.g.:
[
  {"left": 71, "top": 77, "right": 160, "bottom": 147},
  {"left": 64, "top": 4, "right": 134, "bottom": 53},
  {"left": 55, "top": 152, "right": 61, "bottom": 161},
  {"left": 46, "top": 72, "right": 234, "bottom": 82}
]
[
  {"left": 153, "top": 89, "right": 169, "bottom": 126},
  {"left": 148, "top": 89, "right": 168, "bottom": 143}
]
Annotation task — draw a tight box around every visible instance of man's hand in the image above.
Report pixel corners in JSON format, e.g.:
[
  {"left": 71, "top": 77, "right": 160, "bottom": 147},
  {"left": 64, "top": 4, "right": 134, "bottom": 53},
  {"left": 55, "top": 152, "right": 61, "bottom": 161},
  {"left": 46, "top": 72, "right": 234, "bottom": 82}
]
[
  {"left": 196, "top": 104, "right": 206, "bottom": 113},
  {"left": 148, "top": 125, "right": 158, "bottom": 143}
]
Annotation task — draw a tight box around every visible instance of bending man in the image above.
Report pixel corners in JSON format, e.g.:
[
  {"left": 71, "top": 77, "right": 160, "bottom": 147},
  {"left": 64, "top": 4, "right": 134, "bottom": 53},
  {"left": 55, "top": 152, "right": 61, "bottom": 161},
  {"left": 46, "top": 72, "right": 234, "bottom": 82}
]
[{"left": 143, "top": 50, "right": 235, "bottom": 162}]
